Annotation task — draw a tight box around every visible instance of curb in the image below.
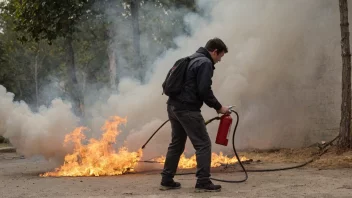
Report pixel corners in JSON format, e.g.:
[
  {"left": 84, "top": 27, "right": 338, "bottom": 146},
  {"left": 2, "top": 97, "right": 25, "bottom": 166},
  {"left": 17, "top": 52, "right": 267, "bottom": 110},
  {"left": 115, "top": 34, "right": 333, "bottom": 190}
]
[{"left": 0, "top": 147, "right": 16, "bottom": 153}]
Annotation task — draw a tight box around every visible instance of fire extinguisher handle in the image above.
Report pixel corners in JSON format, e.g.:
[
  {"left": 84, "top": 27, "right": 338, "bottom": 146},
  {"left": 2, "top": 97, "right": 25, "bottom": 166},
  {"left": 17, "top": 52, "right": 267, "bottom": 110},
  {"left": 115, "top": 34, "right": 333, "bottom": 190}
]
[
  {"left": 228, "top": 105, "right": 235, "bottom": 111},
  {"left": 226, "top": 105, "right": 235, "bottom": 114}
]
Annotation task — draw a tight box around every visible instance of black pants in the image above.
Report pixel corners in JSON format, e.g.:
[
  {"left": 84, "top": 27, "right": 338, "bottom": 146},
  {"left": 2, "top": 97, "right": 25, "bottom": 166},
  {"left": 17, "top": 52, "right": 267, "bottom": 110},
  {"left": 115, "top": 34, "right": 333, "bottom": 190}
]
[{"left": 161, "top": 105, "right": 212, "bottom": 183}]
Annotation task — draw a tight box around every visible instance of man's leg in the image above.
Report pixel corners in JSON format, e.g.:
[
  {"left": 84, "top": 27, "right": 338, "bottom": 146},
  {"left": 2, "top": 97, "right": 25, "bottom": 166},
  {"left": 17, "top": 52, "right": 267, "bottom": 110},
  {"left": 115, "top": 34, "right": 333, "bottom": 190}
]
[
  {"left": 175, "top": 110, "right": 221, "bottom": 192},
  {"left": 160, "top": 105, "right": 187, "bottom": 190}
]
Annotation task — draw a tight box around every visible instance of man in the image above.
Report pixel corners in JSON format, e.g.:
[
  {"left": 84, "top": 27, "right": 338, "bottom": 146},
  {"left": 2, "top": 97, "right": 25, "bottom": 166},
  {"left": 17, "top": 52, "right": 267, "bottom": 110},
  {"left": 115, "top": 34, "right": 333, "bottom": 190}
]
[{"left": 160, "top": 38, "right": 230, "bottom": 192}]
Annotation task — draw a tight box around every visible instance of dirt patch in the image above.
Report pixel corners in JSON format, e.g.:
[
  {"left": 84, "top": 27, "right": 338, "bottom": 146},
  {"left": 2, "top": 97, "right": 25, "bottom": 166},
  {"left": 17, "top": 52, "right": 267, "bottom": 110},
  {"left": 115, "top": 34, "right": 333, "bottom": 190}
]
[{"left": 1, "top": 149, "right": 352, "bottom": 198}]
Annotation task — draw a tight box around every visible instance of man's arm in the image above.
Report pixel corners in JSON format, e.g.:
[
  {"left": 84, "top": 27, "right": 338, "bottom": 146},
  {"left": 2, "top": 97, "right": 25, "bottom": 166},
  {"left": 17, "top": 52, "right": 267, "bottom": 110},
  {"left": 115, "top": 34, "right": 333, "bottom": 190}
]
[{"left": 196, "top": 61, "right": 222, "bottom": 111}]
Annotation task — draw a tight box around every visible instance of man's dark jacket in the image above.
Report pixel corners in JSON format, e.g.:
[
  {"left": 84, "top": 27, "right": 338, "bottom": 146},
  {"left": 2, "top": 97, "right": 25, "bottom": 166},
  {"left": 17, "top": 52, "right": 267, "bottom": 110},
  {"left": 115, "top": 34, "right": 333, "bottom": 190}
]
[{"left": 167, "top": 47, "right": 222, "bottom": 111}]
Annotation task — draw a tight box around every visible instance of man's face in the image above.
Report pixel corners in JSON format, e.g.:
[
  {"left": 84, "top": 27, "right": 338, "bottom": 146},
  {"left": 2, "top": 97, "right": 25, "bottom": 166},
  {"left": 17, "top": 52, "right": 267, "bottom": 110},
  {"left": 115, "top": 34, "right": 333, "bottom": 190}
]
[{"left": 210, "top": 50, "right": 225, "bottom": 64}]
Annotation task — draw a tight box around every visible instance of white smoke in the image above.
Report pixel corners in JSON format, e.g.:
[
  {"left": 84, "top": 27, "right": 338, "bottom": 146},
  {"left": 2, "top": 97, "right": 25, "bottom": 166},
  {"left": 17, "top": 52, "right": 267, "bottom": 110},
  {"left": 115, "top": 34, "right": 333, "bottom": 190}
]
[
  {"left": 0, "top": 86, "right": 79, "bottom": 161},
  {"left": 90, "top": 0, "right": 343, "bottom": 157},
  {"left": 0, "top": 0, "right": 344, "bottom": 162}
]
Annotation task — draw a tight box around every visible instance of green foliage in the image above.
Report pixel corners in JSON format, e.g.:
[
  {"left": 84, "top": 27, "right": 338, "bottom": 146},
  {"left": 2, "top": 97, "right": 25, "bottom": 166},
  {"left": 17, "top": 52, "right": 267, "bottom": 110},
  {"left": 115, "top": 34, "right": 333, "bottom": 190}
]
[
  {"left": 2, "top": 0, "right": 96, "bottom": 44},
  {"left": 0, "top": 0, "right": 197, "bottom": 106},
  {"left": 0, "top": 21, "right": 64, "bottom": 104},
  {"left": 0, "top": 136, "right": 9, "bottom": 144},
  {"left": 140, "top": 0, "right": 196, "bottom": 49}
]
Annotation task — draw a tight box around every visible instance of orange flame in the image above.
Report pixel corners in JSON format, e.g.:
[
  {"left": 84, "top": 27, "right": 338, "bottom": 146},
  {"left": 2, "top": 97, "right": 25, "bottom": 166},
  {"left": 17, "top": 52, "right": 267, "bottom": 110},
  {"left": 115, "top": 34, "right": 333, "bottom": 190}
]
[
  {"left": 41, "top": 115, "right": 248, "bottom": 177},
  {"left": 41, "top": 116, "right": 142, "bottom": 177},
  {"left": 154, "top": 152, "right": 248, "bottom": 169}
]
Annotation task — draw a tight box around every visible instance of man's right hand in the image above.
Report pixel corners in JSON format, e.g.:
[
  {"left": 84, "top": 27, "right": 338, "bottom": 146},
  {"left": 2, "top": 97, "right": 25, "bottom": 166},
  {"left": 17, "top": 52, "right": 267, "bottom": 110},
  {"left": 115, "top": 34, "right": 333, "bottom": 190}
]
[{"left": 217, "top": 106, "right": 230, "bottom": 114}]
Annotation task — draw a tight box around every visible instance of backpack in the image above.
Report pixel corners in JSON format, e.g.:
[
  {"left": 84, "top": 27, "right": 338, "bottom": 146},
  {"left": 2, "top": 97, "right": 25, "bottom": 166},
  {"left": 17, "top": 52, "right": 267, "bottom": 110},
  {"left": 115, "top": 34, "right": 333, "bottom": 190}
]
[{"left": 162, "top": 56, "right": 192, "bottom": 96}]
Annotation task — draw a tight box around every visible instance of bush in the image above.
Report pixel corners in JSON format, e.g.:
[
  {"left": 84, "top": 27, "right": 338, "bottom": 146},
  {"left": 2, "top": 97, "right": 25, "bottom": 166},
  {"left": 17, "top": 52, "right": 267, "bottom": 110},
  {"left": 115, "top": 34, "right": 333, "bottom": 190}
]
[{"left": 0, "top": 136, "right": 9, "bottom": 143}]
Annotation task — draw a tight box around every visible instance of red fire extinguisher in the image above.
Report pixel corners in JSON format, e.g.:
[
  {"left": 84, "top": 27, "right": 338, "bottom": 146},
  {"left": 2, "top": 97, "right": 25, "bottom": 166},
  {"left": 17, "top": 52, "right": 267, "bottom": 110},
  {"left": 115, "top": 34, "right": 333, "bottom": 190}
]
[{"left": 215, "top": 112, "right": 233, "bottom": 146}]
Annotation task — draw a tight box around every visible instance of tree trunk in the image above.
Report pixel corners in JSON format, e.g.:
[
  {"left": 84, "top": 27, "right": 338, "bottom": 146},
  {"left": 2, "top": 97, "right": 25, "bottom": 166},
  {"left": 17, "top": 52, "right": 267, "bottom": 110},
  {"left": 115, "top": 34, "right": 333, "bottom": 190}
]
[
  {"left": 34, "top": 49, "right": 39, "bottom": 110},
  {"left": 33, "top": 43, "right": 46, "bottom": 111},
  {"left": 17, "top": 80, "right": 22, "bottom": 98},
  {"left": 338, "top": 0, "right": 352, "bottom": 150},
  {"left": 108, "top": 46, "right": 117, "bottom": 89},
  {"left": 107, "top": 27, "right": 117, "bottom": 90},
  {"left": 65, "top": 33, "right": 83, "bottom": 117},
  {"left": 131, "top": 0, "right": 143, "bottom": 81}
]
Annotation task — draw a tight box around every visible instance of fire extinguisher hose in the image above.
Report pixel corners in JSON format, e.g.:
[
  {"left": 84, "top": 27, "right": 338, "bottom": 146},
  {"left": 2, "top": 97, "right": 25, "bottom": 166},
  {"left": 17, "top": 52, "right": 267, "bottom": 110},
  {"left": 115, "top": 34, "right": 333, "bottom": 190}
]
[
  {"left": 140, "top": 110, "right": 247, "bottom": 183},
  {"left": 139, "top": 110, "right": 337, "bottom": 183},
  {"left": 208, "top": 110, "right": 249, "bottom": 183},
  {"left": 172, "top": 110, "right": 248, "bottom": 183}
]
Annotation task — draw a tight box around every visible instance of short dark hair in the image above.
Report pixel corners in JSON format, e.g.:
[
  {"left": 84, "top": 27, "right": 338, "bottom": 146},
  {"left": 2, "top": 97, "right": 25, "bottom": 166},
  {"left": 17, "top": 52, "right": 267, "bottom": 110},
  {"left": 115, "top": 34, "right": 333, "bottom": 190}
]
[{"left": 205, "top": 38, "right": 228, "bottom": 54}]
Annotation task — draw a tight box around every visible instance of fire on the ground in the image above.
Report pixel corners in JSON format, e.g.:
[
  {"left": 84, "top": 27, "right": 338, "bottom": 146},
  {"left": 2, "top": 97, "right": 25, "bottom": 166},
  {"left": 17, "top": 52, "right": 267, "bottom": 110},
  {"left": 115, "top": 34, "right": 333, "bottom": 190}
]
[{"left": 41, "top": 116, "right": 247, "bottom": 177}]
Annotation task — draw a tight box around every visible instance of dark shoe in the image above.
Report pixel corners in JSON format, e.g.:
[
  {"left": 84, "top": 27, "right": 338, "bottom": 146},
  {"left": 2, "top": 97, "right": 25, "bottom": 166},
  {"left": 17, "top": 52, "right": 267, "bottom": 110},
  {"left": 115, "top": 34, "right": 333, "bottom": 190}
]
[
  {"left": 195, "top": 180, "right": 221, "bottom": 192},
  {"left": 159, "top": 180, "right": 181, "bottom": 191}
]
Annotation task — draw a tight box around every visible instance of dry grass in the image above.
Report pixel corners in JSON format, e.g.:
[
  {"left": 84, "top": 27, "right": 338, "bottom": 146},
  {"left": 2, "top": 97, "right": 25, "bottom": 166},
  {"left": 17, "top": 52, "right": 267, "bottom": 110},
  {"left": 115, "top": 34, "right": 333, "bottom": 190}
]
[
  {"left": 239, "top": 146, "right": 352, "bottom": 169},
  {"left": 310, "top": 147, "right": 352, "bottom": 169}
]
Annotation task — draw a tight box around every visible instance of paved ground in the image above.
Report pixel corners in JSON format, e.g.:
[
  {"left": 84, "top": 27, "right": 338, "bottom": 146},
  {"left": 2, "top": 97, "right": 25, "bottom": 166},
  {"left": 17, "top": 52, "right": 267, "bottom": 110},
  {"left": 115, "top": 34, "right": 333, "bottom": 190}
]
[{"left": 1, "top": 152, "right": 352, "bottom": 198}]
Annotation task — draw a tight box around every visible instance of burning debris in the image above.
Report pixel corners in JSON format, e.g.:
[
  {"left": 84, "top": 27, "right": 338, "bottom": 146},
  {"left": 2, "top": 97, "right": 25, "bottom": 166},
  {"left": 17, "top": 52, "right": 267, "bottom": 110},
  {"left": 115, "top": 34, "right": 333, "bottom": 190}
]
[
  {"left": 41, "top": 116, "right": 142, "bottom": 177},
  {"left": 40, "top": 115, "right": 248, "bottom": 177},
  {"left": 154, "top": 153, "right": 249, "bottom": 169}
]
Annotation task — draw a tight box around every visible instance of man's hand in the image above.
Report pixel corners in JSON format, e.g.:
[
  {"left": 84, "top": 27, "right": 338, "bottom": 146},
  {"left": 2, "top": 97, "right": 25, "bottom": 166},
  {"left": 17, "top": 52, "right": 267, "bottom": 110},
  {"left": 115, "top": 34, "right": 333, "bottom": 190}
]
[{"left": 217, "top": 106, "right": 230, "bottom": 114}]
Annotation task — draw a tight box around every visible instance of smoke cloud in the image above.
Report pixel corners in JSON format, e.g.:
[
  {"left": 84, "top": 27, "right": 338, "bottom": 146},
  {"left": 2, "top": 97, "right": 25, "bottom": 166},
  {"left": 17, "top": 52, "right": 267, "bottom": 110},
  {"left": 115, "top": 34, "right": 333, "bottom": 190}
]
[
  {"left": 0, "top": 0, "right": 345, "bottom": 162},
  {"left": 95, "top": 0, "right": 343, "bottom": 157},
  {"left": 0, "top": 86, "right": 79, "bottom": 161}
]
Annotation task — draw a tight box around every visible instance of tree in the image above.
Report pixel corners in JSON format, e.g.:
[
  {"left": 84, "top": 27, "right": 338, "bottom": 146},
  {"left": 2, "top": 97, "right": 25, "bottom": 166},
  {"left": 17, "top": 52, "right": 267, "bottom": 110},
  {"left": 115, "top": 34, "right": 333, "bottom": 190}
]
[
  {"left": 0, "top": 12, "right": 63, "bottom": 107},
  {"left": 31, "top": 42, "right": 47, "bottom": 110},
  {"left": 130, "top": 0, "right": 142, "bottom": 81},
  {"left": 338, "top": 0, "right": 351, "bottom": 150},
  {"left": 73, "top": 9, "right": 110, "bottom": 90},
  {"left": 107, "top": 0, "right": 196, "bottom": 83},
  {"left": 0, "top": 0, "right": 197, "bottom": 105},
  {"left": 103, "top": 0, "right": 122, "bottom": 89},
  {"left": 2, "top": 0, "right": 96, "bottom": 116}
]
